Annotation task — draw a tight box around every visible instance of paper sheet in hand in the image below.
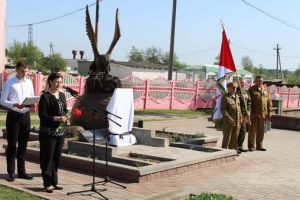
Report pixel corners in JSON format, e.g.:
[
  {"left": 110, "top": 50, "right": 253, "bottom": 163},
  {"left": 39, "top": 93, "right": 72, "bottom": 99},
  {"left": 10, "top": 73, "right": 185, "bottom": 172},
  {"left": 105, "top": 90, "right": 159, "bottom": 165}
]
[{"left": 22, "top": 96, "right": 40, "bottom": 105}]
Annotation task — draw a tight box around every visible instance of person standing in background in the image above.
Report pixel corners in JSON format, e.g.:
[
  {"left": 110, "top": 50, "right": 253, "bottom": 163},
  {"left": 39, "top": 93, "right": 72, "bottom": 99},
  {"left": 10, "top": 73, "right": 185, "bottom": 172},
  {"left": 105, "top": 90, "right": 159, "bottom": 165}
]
[
  {"left": 236, "top": 77, "right": 251, "bottom": 152},
  {"left": 220, "top": 82, "right": 242, "bottom": 154},
  {"left": 38, "top": 72, "right": 69, "bottom": 193},
  {"left": 248, "top": 76, "right": 272, "bottom": 151},
  {"left": 0, "top": 61, "right": 35, "bottom": 182}
]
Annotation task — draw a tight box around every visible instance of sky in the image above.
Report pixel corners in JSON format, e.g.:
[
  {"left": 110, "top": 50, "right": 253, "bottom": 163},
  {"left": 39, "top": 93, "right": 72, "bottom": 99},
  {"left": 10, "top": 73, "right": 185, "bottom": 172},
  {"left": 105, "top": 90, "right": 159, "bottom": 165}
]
[{"left": 5, "top": 0, "right": 300, "bottom": 71}]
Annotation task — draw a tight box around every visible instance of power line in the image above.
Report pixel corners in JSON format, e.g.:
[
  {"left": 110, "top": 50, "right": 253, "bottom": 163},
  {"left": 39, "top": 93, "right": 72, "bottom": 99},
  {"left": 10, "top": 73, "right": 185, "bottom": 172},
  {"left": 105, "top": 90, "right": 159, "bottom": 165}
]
[
  {"left": 6, "top": 3, "right": 96, "bottom": 27},
  {"left": 179, "top": 46, "right": 220, "bottom": 56},
  {"left": 178, "top": 43, "right": 300, "bottom": 59},
  {"left": 231, "top": 43, "right": 275, "bottom": 56},
  {"left": 241, "top": 0, "right": 300, "bottom": 31},
  {"left": 232, "top": 43, "right": 300, "bottom": 58}
]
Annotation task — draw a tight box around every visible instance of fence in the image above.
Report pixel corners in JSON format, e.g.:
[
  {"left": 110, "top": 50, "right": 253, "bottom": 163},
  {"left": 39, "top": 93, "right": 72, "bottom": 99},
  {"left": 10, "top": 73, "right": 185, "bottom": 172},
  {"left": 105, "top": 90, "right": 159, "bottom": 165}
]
[
  {"left": 2, "top": 70, "right": 300, "bottom": 110},
  {"left": 2, "top": 70, "right": 86, "bottom": 112}
]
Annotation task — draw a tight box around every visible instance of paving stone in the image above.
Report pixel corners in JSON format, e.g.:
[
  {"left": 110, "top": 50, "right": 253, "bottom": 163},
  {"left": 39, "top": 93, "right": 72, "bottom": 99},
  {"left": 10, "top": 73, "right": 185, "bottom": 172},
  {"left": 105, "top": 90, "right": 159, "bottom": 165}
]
[{"left": 1, "top": 116, "right": 300, "bottom": 199}]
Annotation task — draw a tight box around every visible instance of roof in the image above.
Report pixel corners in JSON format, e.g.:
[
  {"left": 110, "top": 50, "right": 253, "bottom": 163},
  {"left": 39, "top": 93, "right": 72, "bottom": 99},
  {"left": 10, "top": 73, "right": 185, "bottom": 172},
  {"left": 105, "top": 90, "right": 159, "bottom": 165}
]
[
  {"left": 111, "top": 61, "right": 179, "bottom": 70},
  {"left": 182, "top": 64, "right": 254, "bottom": 76}
]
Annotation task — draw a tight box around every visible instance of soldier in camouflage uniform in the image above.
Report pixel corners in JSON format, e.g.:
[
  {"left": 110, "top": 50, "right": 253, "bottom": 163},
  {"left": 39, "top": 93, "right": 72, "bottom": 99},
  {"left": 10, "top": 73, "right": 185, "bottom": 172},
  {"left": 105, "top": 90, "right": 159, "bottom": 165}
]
[
  {"left": 220, "top": 82, "right": 242, "bottom": 153},
  {"left": 236, "top": 78, "right": 251, "bottom": 152},
  {"left": 248, "top": 76, "right": 272, "bottom": 151}
]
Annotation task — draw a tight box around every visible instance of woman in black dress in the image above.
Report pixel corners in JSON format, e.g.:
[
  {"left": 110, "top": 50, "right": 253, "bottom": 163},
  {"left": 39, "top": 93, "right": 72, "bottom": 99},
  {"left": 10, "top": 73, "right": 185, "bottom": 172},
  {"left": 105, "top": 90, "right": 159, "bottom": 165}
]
[{"left": 38, "top": 72, "right": 69, "bottom": 193}]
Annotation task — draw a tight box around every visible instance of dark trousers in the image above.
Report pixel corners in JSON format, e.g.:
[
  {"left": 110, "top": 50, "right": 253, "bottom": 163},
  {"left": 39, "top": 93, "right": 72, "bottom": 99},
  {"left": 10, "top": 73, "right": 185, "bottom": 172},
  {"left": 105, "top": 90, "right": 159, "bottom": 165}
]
[
  {"left": 6, "top": 110, "right": 31, "bottom": 174},
  {"left": 237, "top": 120, "right": 247, "bottom": 149},
  {"left": 39, "top": 132, "right": 65, "bottom": 187}
]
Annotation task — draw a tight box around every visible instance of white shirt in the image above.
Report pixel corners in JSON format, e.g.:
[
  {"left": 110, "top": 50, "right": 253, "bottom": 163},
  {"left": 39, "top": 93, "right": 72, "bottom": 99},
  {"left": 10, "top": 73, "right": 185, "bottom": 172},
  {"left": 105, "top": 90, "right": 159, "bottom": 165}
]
[{"left": 0, "top": 76, "right": 34, "bottom": 113}]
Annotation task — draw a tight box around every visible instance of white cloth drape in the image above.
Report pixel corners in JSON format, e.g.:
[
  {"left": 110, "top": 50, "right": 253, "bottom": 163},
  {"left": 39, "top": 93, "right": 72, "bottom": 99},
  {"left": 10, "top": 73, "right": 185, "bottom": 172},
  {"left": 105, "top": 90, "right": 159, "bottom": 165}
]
[{"left": 106, "top": 88, "right": 134, "bottom": 134}]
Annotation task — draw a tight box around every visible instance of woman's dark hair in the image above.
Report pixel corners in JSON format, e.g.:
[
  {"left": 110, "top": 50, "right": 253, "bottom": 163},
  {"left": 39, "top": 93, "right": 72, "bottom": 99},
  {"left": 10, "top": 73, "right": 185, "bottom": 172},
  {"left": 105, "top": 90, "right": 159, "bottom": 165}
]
[
  {"left": 47, "top": 72, "right": 63, "bottom": 83},
  {"left": 44, "top": 72, "right": 63, "bottom": 92}
]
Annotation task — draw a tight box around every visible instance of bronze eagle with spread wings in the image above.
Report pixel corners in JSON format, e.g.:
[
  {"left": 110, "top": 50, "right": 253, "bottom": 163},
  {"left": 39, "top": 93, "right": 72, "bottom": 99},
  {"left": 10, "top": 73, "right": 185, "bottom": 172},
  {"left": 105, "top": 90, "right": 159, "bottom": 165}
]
[
  {"left": 85, "top": 5, "right": 121, "bottom": 76},
  {"left": 84, "top": 5, "right": 122, "bottom": 94}
]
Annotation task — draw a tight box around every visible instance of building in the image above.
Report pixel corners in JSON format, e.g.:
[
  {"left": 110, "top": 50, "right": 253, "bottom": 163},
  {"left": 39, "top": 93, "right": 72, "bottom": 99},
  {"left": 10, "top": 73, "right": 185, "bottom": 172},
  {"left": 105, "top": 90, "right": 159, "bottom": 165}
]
[
  {"left": 77, "top": 60, "right": 181, "bottom": 80},
  {"left": 0, "top": 1, "right": 6, "bottom": 90},
  {"left": 177, "top": 64, "right": 254, "bottom": 83}
]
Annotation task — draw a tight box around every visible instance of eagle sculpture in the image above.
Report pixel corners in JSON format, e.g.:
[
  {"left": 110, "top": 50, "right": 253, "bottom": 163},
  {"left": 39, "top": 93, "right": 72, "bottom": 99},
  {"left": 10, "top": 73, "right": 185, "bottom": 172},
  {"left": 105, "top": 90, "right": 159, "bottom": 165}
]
[
  {"left": 84, "top": 5, "right": 121, "bottom": 94},
  {"left": 70, "top": 6, "right": 122, "bottom": 130}
]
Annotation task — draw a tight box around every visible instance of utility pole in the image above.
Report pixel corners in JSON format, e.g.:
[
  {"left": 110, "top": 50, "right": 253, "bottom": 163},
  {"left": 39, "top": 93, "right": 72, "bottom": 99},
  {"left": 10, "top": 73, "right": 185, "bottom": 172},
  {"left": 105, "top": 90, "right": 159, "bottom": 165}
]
[
  {"left": 168, "top": 0, "right": 177, "bottom": 80},
  {"left": 49, "top": 42, "right": 54, "bottom": 55},
  {"left": 273, "top": 44, "right": 282, "bottom": 79},
  {"left": 28, "top": 24, "right": 33, "bottom": 44},
  {"left": 95, "top": 0, "right": 100, "bottom": 47}
]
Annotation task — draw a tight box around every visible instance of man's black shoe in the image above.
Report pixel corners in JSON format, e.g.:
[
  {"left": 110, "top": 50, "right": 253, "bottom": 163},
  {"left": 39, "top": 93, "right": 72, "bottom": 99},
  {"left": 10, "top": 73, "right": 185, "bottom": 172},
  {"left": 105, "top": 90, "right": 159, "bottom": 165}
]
[
  {"left": 18, "top": 172, "right": 33, "bottom": 180},
  {"left": 8, "top": 173, "right": 15, "bottom": 182},
  {"left": 256, "top": 148, "right": 267, "bottom": 151},
  {"left": 248, "top": 148, "right": 254, "bottom": 152},
  {"left": 237, "top": 150, "right": 242, "bottom": 154},
  {"left": 238, "top": 148, "right": 248, "bottom": 152}
]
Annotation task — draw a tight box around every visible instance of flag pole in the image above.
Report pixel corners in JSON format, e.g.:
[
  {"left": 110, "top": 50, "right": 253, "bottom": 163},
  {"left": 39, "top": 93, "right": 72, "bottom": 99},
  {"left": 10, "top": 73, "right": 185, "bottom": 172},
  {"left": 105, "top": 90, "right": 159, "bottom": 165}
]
[
  {"left": 220, "top": 20, "right": 225, "bottom": 30},
  {"left": 235, "top": 72, "right": 251, "bottom": 125},
  {"left": 220, "top": 20, "right": 251, "bottom": 125}
]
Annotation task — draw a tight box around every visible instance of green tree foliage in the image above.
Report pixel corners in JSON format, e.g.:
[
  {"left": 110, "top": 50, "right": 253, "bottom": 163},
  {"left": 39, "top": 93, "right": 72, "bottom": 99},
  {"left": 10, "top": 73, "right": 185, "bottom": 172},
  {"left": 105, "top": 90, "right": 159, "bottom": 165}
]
[
  {"left": 213, "top": 54, "right": 220, "bottom": 65},
  {"left": 7, "top": 40, "right": 44, "bottom": 69},
  {"left": 127, "top": 46, "right": 186, "bottom": 68},
  {"left": 126, "top": 46, "right": 144, "bottom": 62},
  {"left": 286, "top": 69, "right": 300, "bottom": 84},
  {"left": 241, "top": 55, "right": 254, "bottom": 73},
  {"left": 41, "top": 53, "right": 67, "bottom": 73},
  {"left": 161, "top": 52, "right": 186, "bottom": 68},
  {"left": 143, "top": 46, "right": 163, "bottom": 63}
]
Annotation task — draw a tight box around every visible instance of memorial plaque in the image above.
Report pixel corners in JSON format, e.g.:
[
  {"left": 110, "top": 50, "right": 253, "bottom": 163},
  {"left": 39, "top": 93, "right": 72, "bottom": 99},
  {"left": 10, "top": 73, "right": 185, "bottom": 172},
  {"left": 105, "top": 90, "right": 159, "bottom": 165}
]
[{"left": 79, "top": 129, "right": 107, "bottom": 144}]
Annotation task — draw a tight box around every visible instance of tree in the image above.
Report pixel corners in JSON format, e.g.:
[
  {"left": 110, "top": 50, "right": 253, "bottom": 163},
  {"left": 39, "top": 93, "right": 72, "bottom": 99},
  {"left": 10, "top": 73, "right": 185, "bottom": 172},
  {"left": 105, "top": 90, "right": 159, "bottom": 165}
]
[
  {"left": 286, "top": 69, "right": 300, "bottom": 84},
  {"left": 213, "top": 54, "right": 220, "bottom": 65},
  {"left": 257, "top": 64, "right": 265, "bottom": 75},
  {"left": 241, "top": 55, "right": 254, "bottom": 73},
  {"left": 126, "top": 46, "right": 186, "bottom": 67},
  {"left": 7, "top": 40, "right": 44, "bottom": 69},
  {"left": 126, "top": 46, "right": 144, "bottom": 62},
  {"left": 161, "top": 52, "right": 185, "bottom": 68},
  {"left": 41, "top": 53, "right": 67, "bottom": 73},
  {"left": 143, "top": 46, "right": 163, "bottom": 63}
]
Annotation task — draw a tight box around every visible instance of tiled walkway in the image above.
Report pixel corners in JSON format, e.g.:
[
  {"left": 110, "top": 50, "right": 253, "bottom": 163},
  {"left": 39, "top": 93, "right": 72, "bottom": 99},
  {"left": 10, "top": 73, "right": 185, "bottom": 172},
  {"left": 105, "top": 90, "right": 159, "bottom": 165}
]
[{"left": 1, "top": 116, "right": 300, "bottom": 200}]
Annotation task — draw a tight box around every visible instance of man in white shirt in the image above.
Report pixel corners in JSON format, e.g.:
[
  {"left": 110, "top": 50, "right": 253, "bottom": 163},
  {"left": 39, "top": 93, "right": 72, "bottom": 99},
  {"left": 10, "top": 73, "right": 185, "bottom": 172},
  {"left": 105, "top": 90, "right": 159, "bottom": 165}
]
[{"left": 0, "top": 61, "right": 35, "bottom": 182}]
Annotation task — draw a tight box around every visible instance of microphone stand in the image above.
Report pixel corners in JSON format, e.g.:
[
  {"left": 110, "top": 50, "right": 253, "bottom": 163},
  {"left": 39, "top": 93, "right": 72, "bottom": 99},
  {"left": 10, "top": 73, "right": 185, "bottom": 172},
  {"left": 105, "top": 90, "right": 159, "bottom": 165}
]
[
  {"left": 84, "top": 90, "right": 127, "bottom": 189},
  {"left": 89, "top": 124, "right": 127, "bottom": 189},
  {"left": 66, "top": 91, "right": 121, "bottom": 199}
]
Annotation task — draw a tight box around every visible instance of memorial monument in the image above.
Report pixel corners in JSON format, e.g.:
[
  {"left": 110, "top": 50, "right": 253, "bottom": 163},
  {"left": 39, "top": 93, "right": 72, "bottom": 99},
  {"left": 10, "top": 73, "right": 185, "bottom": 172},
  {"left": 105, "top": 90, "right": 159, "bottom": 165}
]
[{"left": 70, "top": 6, "right": 122, "bottom": 129}]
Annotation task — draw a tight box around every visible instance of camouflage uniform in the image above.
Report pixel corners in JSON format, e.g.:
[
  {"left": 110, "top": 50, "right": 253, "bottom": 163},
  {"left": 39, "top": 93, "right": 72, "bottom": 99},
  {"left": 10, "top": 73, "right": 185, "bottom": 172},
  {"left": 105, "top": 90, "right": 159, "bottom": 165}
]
[
  {"left": 236, "top": 87, "right": 251, "bottom": 150},
  {"left": 248, "top": 85, "right": 272, "bottom": 150},
  {"left": 220, "top": 92, "right": 241, "bottom": 149}
]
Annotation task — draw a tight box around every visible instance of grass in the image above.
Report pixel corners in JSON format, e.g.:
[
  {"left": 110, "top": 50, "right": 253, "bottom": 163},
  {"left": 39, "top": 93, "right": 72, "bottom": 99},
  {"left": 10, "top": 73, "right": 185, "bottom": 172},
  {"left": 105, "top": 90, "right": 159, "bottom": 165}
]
[
  {"left": 0, "top": 109, "right": 212, "bottom": 125},
  {"left": 0, "top": 184, "right": 45, "bottom": 200},
  {"left": 0, "top": 112, "right": 39, "bottom": 116},
  {"left": 0, "top": 119, "right": 40, "bottom": 127},
  {"left": 134, "top": 109, "right": 211, "bottom": 119},
  {"left": 187, "top": 193, "right": 235, "bottom": 200}
]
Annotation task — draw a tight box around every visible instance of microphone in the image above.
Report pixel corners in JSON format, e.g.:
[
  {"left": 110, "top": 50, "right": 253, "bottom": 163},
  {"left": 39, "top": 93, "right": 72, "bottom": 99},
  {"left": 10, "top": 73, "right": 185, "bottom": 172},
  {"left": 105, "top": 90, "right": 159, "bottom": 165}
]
[{"left": 63, "top": 86, "right": 79, "bottom": 95}]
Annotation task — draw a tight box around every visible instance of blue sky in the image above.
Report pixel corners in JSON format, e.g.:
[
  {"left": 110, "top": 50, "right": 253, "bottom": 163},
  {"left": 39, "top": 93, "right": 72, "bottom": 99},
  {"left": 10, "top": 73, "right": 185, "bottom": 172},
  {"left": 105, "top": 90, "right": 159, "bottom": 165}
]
[{"left": 5, "top": 0, "right": 300, "bottom": 71}]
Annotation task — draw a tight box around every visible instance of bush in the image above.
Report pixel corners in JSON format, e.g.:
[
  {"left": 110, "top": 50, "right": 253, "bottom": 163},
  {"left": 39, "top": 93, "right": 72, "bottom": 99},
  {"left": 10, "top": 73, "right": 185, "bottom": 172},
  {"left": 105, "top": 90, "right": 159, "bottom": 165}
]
[{"left": 187, "top": 192, "right": 235, "bottom": 200}]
